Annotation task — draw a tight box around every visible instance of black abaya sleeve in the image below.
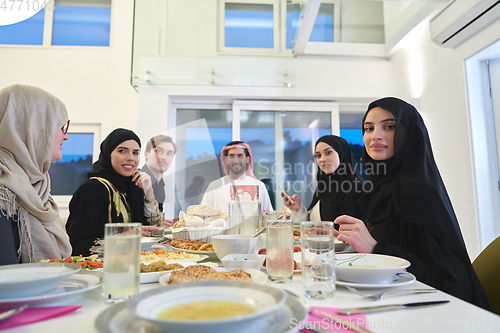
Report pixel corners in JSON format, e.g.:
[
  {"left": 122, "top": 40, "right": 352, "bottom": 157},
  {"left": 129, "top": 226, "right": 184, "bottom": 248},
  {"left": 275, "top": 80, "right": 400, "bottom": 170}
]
[
  {"left": 66, "top": 179, "right": 109, "bottom": 257},
  {"left": 372, "top": 216, "right": 489, "bottom": 309}
]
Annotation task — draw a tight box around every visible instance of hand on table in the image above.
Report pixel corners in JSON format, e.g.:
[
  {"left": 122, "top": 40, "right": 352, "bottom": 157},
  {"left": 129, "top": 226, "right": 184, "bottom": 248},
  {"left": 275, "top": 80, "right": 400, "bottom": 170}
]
[
  {"left": 141, "top": 225, "right": 160, "bottom": 237},
  {"left": 334, "top": 215, "right": 377, "bottom": 253}
]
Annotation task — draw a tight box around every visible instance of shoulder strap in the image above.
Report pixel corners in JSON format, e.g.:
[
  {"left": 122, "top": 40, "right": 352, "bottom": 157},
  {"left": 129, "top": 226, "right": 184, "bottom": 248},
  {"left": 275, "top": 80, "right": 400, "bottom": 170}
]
[{"left": 90, "top": 177, "right": 131, "bottom": 223}]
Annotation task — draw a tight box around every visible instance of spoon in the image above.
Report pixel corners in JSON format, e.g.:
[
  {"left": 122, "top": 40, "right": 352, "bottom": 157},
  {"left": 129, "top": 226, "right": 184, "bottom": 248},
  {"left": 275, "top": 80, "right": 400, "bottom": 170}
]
[{"left": 0, "top": 304, "right": 28, "bottom": 322}]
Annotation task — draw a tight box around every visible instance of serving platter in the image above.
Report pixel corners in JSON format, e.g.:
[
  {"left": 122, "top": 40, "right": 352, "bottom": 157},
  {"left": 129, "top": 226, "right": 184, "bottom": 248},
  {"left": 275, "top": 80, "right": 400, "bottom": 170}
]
[{"left": 0, "top": 271, "right": 101, "bottom": 308}]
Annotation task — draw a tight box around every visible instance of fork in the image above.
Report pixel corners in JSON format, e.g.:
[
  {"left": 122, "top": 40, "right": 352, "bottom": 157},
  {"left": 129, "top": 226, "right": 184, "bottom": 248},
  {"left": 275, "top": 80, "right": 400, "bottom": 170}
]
[{"left": 346, "top": 286, "right": 437, "bottom": 301}]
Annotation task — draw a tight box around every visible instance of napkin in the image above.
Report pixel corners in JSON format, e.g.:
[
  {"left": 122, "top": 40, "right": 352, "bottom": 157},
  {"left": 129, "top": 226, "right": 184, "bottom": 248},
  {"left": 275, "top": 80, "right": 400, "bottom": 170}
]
[
  {"left": 0, "top": 306, "right": 81, "bottom": 330},
  {"left": 300, "top": 306, "right": 368, "bottom": 333}
]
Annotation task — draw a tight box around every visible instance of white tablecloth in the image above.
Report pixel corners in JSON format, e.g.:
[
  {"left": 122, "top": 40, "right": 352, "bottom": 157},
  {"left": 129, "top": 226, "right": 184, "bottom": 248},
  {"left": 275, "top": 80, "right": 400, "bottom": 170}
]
[{"left": 5, "top": 269, "right": 499, "bottom": 333}]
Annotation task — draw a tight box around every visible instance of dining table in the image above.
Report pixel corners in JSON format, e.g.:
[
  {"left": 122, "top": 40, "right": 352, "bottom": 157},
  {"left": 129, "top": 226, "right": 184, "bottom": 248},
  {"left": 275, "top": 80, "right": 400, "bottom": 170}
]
[{"left": 3, "top": 256, "right": 499, "bottom": 333}]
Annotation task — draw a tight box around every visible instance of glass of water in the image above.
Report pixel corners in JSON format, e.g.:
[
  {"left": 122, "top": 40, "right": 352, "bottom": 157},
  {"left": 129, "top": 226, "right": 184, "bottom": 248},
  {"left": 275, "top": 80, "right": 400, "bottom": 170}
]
[
  {"left": 148, "top": 211, "right": 164, "bottom": 241},
  {"left": 266, "top": 219, "right": 293, "bottom": 283},
  {"left": 301, "top": 221, "right": 336, "bottom": 299},
  {"left": 102, "top": 223, "right": 141, "bottom": 303}
]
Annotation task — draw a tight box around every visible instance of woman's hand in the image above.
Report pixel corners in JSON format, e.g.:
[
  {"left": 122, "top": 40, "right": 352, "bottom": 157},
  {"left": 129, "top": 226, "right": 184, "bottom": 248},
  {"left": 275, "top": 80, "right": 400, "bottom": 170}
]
[
  {"left": 164, "top": 216, "right": 179, "bottom": 228},
  {"left": 334, "top": 215, "right": 377, "bottom": 253},
  {"left": 141, "top": 225, "right": 160, "bottom": 237},
  {"left": 281, "top": 193, "right": 301, "bottom": 211},
  {"left": 132, "top": 170, "right": 155, "bottom": 202}
]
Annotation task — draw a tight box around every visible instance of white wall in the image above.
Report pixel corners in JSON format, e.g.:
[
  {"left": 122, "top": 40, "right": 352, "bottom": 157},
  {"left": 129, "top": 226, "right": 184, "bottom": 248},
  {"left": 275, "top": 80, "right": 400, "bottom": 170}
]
[
  {"left": 0, "top": 0, "right": 138, "bottom": 216},
  {"left": 389, "top": 20, "right": 500, "bottom": 260},
  {"left": 0, "top": 0, "right": 138, "bottom": 137}
]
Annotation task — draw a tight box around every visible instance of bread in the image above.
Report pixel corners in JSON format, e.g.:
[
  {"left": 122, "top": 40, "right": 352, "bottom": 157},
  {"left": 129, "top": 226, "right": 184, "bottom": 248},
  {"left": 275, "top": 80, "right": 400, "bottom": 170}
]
[
  {"left": 167, "top": 265, "right": 252, "bottom": 284},
  {"left": 187, "top": 204, "right": 222, "bottom": 217}
]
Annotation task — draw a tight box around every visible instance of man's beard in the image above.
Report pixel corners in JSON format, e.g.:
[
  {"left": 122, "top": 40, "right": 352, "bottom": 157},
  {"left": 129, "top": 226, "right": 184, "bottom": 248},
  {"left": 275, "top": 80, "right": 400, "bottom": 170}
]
[{"left": 228, "top": 162, "right": 247, "bottom": 176}]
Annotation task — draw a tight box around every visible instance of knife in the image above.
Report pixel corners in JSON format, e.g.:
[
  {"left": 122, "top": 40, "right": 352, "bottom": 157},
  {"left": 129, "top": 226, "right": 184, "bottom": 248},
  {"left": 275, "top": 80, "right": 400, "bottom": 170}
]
[{"left": 338, "top": 300, "right": 450, "bottom": 315}]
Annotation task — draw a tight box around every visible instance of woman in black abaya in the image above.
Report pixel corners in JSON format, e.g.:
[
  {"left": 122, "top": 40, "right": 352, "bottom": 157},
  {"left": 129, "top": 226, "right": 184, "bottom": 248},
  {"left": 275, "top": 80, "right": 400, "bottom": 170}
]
[
  {"left": 283, "top": 135, "right": 365, "bottom": 226},
  {"left": 335, "top": 97, "right": 488, "bottom": 309},
  {"left": 66, "top": 129, "right": 159, "bottom": 256}
]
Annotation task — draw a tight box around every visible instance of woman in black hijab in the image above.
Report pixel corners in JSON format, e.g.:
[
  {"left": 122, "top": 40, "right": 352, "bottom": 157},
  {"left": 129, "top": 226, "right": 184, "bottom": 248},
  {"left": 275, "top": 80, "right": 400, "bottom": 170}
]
[
  {"left": 335, "top": 97, "right": 488, "bottom": 309},
  {"left": 283, "top": 135, "right": 365, "bottom": 225},
  {"left": 66, "top": 129, "right": 159, "bottom": 256}
]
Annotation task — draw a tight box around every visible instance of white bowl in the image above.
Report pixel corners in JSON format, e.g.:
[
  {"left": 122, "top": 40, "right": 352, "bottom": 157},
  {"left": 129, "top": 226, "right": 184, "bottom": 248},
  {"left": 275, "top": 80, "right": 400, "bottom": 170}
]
[
  {"left": 211, "top": 235, "right": 259, "bottom": 260},
  {"left": 336, "top": 253, "right": 410, "bottom": 284},
  {"left": 127, "top": 281, "right": 285, "bottom": 333},
  {"left": 221, "top": 254, "right": 265, "bottom": 270},
  {"left": 0, "top": 263, "right": 81, "bottom": 298}
]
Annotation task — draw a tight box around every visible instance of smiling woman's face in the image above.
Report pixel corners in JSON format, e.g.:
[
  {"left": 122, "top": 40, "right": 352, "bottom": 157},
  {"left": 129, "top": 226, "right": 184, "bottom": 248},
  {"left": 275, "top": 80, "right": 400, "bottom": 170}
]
[
  {"left": 110, "top": 140, "right": 140, "bottom": 177},
  {"left": 363, "top": 107, "right": 396, "bottom": 160}
]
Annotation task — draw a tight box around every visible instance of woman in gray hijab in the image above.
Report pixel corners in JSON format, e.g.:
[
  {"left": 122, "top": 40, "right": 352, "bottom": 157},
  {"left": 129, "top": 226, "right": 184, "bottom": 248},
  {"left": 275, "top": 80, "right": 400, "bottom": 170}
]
[{"left": 0, "top": 84, "right": 72, "bottom": 264}]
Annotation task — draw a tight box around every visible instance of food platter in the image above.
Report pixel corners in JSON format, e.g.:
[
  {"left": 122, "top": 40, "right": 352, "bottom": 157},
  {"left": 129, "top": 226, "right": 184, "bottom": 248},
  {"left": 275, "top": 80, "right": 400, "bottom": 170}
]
[
  {"left": 158, "top": 268, "right": 267, "bottom": 285},
  {"left": 139, "top": 261, "right": 201, "bottom": 284},
  {"left": 169, "top": 245, "right": 218, "bottom": 259}
]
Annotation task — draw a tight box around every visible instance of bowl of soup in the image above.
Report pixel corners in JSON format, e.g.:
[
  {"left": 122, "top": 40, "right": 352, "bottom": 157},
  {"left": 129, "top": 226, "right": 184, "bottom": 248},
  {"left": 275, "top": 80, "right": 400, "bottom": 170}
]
[
  {"left": 127, "top": 280, "right": 285, "bottom": 333},
  {"left": 335, "top": 253, "right": 410, "bottom": 284}
]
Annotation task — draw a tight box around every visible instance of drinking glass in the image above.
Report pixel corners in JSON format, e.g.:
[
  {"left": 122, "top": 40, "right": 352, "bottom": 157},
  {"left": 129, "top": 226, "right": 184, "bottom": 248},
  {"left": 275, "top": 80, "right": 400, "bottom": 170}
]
[
  {"left": 148, "top": 211, "right": 164, "bottom": 240},
  {"left": 301, "top": 221, "right": 336, "bottom": 299},
  {"left": 102, "top": 223, "right": 141, "bottom": 303},
  {"left": 266, "top": 219, "right": 293, "bottom": 283}
]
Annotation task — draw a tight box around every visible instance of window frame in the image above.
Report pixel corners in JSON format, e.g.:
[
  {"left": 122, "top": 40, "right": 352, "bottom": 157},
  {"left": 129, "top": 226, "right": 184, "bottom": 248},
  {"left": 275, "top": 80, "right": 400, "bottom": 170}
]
[
  {"left": 51, "top": 123, "right": 101, "bottom": 213},
  {"left": 283, "top": 0, "right": 340, "bottom": 52},
  {"left": 218, "top": 0, "right": 282, "bottom": 55},
  {"left": 0, "top": 0, "right": 111, "bottom": 47}
]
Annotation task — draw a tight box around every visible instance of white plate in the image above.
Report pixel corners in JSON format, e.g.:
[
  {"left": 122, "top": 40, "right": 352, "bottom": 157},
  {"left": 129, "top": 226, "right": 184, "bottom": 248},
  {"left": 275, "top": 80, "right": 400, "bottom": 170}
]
[
  {"left": 336, "top": 271, "right": 416, "bottom": 289},
  {"left": 170, "top": 245, "right": 218, "bottom": 259},
  {"left": 158, "top": 267, "right": 267, "bottom": 285},
  {"left": 96, "top": 287, "right": 305, "bottom": 333},
  {"left": 0, "top": 271, "right": 101, "bottom": 307},
  {"left": 0, "top": 263, "right": 81, "bottom": 298}
]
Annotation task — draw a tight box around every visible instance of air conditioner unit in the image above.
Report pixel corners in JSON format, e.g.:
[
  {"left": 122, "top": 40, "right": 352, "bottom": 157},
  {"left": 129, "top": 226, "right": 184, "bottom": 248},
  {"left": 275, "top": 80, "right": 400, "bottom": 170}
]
[{"left": 430, "top": 0, "right": 500, "bottom": 48}]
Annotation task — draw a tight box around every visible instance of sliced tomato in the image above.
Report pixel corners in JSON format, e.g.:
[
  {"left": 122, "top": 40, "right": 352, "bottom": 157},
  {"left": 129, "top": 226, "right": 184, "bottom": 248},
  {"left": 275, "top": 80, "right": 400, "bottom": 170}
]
[
  {"left": 62, "top": 257, "right": 73, "bottom": 263},
  {"left": 75, "top": 262, "right": 87, "bottom": 268},
  {"left": 293, "top": 246, "right": 301, "bottom": 253}
]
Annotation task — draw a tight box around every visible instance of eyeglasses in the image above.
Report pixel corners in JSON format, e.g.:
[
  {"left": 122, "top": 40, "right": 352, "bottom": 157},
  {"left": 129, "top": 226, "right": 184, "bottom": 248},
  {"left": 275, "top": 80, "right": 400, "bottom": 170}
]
[{"left": 61, "top": 120, "right": 70, "bottom": 135}]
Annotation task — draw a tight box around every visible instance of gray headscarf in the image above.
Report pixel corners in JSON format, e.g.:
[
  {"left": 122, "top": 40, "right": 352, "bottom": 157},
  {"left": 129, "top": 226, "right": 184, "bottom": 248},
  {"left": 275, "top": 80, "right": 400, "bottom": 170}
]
[{"left": 0, "top": 84, "right": 72, "bottom": 262}]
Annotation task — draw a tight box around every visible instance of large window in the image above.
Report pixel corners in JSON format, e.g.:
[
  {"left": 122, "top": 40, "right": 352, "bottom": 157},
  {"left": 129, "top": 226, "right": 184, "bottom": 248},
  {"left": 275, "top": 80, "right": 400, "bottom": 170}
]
[
  {"left": 0, "top": 0, "right": 111, "bottom": 46},
  {"left": 219, "top": 0, "right": 339, "bottom": 55},
  {"left": 50, "top": 123, "right": 100, "bottom": 211},
  {"left": 219, "top": 0, "right": 280, "bottom": 54},
  {"left": 170, "top": 101, "right": 339, "bottom": 215}
]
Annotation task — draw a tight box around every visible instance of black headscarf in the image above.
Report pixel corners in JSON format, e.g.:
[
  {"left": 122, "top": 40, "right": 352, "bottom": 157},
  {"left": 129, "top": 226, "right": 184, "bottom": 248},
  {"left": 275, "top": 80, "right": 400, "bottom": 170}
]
[
  {"left": 359, "top": 97, "right": 488, "bottom": 308},
  {"left": 308, "top": 135, "right": 364, "bottom": 221},
  {"left": 88, "top": 128, "right": 144, "bottom": 222}
]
